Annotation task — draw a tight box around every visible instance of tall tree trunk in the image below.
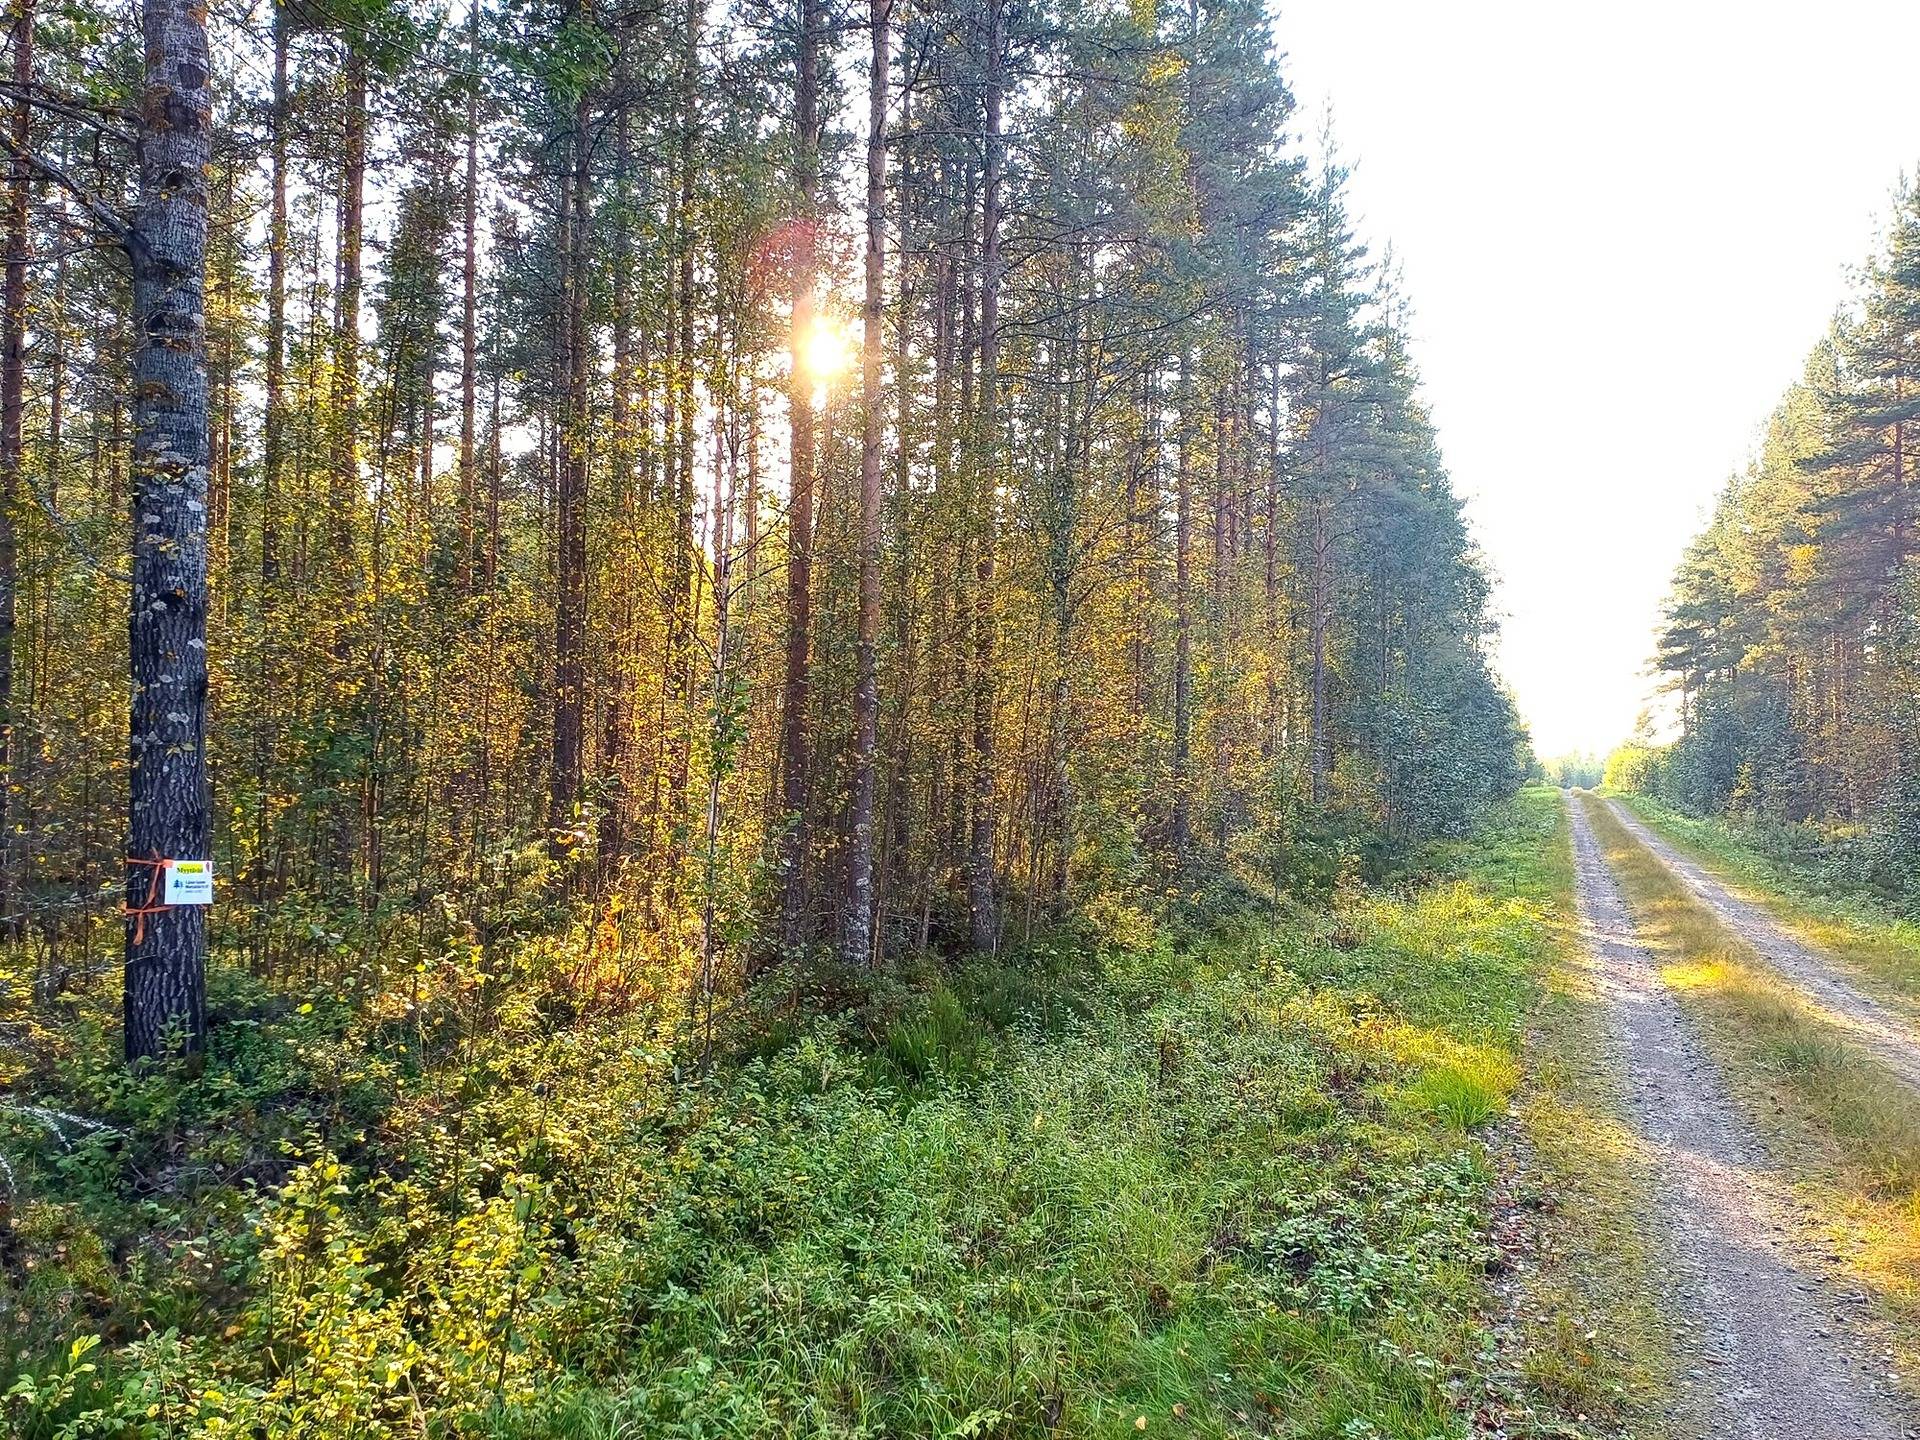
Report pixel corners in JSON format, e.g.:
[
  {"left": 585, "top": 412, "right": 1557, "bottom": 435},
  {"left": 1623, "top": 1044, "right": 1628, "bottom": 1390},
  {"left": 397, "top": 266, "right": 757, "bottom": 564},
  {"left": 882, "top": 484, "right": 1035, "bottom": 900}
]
[
  {"left": 458, "top": 0, "right": 480, "bottom": 593},
  {"left": 1171, "top": 351, "right": 1193, "bottom": 855},
  {"left": 843, "top": 0, "right": 889, "bottom": 966},
  {"left": 260, "top": 4, "right": 286, "bottom": 585},
  {"left": 665, "top": 0, "right": 698, "bottom": 906},
  {"left": 694, "top": 354, "right": 738, "bottom": 1037},
  {"left": 777, "top": 0, "right": 819, "bottom": 950},
  {"left": 331, "top": 44, "right": 366, "bottom": 578},
  {"left": 548, "top": 89, "right": 591, "bottom": 849},
  {"left": 1261, "top": 358, "right": 1281, "bottom": 758},
  {"left": 0, "top": 0, "right": 31, "bottom": 936},
  {"left": 1308, "top": 490, "right": 1330, "bottom": 806},
  {"left": 965, "top": 0, "right": 1003, "bottom": 953},
  {"left": 598, "top": 88, "right": 634, "bottom": 887},
  {"left": 125, "top": 0, "right": 213, "bottom": 1061}
]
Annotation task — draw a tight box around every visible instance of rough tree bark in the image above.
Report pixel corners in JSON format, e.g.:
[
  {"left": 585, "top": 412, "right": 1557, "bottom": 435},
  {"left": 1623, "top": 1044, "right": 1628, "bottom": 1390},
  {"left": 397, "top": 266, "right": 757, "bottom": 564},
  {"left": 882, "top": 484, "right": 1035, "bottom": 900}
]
[
  {"left": 965, "top": 0, "right": 1003, "bottom": 954},
  {"left": 125, "top": 0, "right": 213, "bottom": 1061},
  {"left": 843, "top": 0, "right": 889, "bottom": 966},
  {"left": 597, "top": 83, "right": 634, "bottom": 888},
  {"left": 261, "top": 0, "right": 286, "bottom": 583},
  {"left": 0, "top": 0, "right": 32, "bottom": 936},
  {"left": 458, "top": 0, "right": 480, "bottom": 593},
  {"left": 1171, "top": 351, "right": 1193, "bottom": 855},
  {"left": 331, "top": 43, "right": 365, "bottom": 574},
  {"left": 665, "top": 0, "right": 697, "bottom": 903},
  {"left": 548, "top": 84, "right": 591, "bottom": 848},
  {"left": 777, "top": 0, "right": 819, "bottom": 950}
]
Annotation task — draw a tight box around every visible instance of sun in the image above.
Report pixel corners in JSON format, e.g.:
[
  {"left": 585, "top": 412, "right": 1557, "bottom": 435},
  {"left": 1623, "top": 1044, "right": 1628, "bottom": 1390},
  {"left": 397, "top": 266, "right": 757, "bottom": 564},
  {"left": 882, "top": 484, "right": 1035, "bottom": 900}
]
[{"left": 798, "top": 316, "right": 857, "bottom": 385}]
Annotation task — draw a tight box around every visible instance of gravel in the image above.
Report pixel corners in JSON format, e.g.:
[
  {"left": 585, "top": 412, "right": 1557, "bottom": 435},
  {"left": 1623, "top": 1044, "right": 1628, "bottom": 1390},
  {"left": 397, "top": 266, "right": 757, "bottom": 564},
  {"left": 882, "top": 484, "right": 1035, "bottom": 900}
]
[
  {"left": 1604, "top": 799, "right": 1920, "bottom": 1094},
  {"left": 1568, "top": 793, "right": 1909, "bottom": 1438}
]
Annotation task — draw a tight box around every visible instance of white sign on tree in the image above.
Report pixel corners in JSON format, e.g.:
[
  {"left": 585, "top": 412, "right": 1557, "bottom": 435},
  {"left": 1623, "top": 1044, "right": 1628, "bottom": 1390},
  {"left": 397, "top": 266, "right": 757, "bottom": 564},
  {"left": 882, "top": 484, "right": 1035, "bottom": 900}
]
[{"left": 163, "top": 860, "right": 215, "bottom": 906}]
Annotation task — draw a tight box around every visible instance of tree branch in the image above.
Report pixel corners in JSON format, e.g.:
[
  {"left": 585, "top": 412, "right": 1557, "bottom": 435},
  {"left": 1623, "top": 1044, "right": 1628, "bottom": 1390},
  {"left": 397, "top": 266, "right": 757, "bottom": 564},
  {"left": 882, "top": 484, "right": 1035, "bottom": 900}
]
[{"left": 0, "top": 130, "right": 133, "bottom": 252}]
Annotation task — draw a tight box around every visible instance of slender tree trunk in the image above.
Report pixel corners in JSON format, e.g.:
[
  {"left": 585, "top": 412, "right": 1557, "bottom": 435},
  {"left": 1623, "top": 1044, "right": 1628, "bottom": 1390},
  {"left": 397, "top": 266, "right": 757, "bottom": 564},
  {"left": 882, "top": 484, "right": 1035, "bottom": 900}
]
[
  {"left": 331, "top": 44, "right": 366, "bottom": 575},
  {"left": 1309, "top": 490, "right": 1330, "bottom": 806},
  {"left": 598, "top": 90, "right": 634, "bottom": 887},
  {"left": 548, "top": 89, "right": 591, "bottom": 848},
  {"left": 777, "top": 0, "right": 819, "bottom": 950},
  {"left": 125, "top": 0, "right": 213, "bottom": 1061},
  {"left": 666, "top": 0, "right": 697, "bottom": 905},
  {"left": 458, "top": 0, "right": 480, "bottom": 593},
  {"left": 0, "top": 0, "right": 31, "bottom": 935},
  {"left": 966, "top": 0, "right": 1003, "bottom": 953},
  {"left": 1171, "top": 350, "right": 1193, "bottom": 855},
  {"left": 843, "top": 0, "right": 889, "bottom": 966},
  {"left": 695, "top": 354, "right": 738, "bottom": 1036},
  {"left": 487, "top": 370, "right": 501, "bottom": 589},
  {"left": 1261, "top": 359, "right": 1281, "bottom": 758},
  {"left": 259, "top": 5, "right": 287, "bottom": 585}
]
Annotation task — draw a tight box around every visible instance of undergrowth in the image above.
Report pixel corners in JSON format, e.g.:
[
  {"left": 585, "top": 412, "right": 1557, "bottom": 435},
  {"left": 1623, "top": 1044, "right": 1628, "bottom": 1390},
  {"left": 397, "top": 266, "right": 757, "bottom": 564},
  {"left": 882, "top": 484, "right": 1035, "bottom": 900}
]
[{"left": 1, "top": 796, "right": 1601, "bottom": 1439}]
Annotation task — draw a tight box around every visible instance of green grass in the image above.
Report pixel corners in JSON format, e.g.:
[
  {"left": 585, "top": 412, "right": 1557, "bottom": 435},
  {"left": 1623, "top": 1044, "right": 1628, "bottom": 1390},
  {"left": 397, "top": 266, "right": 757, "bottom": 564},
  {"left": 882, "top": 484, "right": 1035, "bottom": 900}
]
[
  {"left": 1584, "top": 795, "right": 1920, "bottom": 1372},
  {"left": 1491, "top": 792, "right": 1678, "bottom": 1434},
  {"left": 1614, "top": 792, "right": 1920, "bottom": 1017},
  {"left": 1, "top": 795, "right": 1642, "bottom": 1439},
  {"left": 1292, "top": 788, "right": 1681, "bottom": 1434}
]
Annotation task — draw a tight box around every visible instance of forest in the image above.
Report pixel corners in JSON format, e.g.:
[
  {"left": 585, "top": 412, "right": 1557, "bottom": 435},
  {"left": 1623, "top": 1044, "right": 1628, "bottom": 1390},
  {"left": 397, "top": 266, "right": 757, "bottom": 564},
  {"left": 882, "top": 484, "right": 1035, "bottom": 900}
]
[
  {"left": 0, "top": 0, "right": 1550, "bottom": 1430},
  {"left": 1610, "top": 175, "right": 1920, "bottom": 913},
  {"left": 0, "top": 0, "right": 1524, "bottom": 1050}
]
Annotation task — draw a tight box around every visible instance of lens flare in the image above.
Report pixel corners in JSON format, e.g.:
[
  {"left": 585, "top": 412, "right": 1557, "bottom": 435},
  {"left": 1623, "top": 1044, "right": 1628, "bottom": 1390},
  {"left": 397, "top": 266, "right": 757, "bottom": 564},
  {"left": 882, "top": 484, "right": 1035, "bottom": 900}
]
[{"left": 798, "top": 316, "right": 856, "bottom": 384}]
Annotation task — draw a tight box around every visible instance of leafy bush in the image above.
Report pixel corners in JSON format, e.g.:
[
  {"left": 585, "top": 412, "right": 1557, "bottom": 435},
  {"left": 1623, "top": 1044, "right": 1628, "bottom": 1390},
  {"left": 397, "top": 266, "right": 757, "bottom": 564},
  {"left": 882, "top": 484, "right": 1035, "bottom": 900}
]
[{"left": 1, "top": 800, "right": 1573, "bottom": 1438}]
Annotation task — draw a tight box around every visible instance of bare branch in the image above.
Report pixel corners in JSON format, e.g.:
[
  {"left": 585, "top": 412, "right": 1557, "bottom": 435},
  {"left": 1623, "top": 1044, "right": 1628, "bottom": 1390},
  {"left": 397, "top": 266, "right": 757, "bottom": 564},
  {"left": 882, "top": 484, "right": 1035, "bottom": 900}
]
[{"left": 0, "top": 130, "right": 132, "bottom": 251}]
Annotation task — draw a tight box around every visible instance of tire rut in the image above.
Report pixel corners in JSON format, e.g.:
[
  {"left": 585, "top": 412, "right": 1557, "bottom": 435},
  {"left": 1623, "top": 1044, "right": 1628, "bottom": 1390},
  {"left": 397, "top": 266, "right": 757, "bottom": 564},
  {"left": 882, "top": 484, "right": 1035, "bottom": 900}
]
[
  {"left": 1604, "top": 800, "right": 1920, "bottom": 1093},
  {"left": 1566, "top": 794, "right": 1909, "bottom": 1439}
]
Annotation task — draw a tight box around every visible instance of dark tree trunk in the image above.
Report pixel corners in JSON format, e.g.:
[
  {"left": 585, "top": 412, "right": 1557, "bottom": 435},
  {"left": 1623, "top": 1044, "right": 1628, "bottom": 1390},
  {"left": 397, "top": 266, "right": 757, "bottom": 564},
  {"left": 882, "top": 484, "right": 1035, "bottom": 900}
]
[
  {"left": 598, "top": 88, "right": 634, "bottom": 888},
  {"left": 548, "top": 89, "right": 591, "bottom": 848},
  {"left": 458, "top": 0, "right": 480, "bottom": 593},
  {"left": 777, "top": 0, "right": 819, "bottom": 950},
  {"left": 965, "top": 0, "right": 1003, "bottom": 954},
  {"left": 843, "top": 0, "right": 889, "bottom": 966},
  {"left": 331, "top": 44, "right": 366, "bottom": 576},
  {"left": 0, "top": 0, "right": 32, "bottom": 936},
  {"left": 666, "top": 0, "right": 697, "bottom": 904},
  {"left": 1309, "top": 492, "right": 1330, "bottom": 806},
  {"left": 1171, "top": 352, "right": 1192, "bottom": 855},
  {"left": 125, "top": 0, "right": 213, "bottom": 1061},
  {"left": 261, "top": 0, "right": 286, "bottom": 583},
  {"left": 1261, "top": 359, "right": 1282, "bottom": 758}
]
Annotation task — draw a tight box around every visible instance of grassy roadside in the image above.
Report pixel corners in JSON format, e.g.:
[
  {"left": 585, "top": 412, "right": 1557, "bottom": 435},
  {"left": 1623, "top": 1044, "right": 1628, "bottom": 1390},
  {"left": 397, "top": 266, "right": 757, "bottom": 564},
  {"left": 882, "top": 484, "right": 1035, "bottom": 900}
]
[
  {"left": 1612, "top": 793, "right": 1920, "bottom": 1017},
  {"left": 1508, "top": 796, "right": 1678, "bottom": 1436},
  {"left": 1292, "top": 787, "right": 1677, "bottom": 1436},
  {"left": 1, "top": 790, "right": 1659, "bottom": 1439},
  {"left": 1582, "top": 795, "right": 1920, "bottom": 1377}
]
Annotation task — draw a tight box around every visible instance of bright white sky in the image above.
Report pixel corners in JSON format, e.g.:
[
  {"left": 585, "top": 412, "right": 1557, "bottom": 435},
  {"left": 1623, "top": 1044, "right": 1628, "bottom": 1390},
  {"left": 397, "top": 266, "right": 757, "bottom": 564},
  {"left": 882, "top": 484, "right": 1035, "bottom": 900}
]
[{"left": 1276, "top": 0, "right": 1920, "bottom": 759}]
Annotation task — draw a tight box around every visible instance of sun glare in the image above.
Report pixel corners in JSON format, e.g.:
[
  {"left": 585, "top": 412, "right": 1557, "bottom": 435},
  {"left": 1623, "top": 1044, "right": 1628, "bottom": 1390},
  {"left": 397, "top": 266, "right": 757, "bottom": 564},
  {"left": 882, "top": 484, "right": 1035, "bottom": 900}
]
[{"left": 798, "top": 317, "right": 857, "bottom": 384}]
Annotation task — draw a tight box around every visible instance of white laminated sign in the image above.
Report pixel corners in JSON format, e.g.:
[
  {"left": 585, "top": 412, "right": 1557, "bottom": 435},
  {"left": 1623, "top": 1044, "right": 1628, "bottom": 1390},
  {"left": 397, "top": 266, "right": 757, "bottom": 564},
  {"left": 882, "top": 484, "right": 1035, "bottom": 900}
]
[{"left": 163, "top": 860, "right": 215, "bottom": 906}]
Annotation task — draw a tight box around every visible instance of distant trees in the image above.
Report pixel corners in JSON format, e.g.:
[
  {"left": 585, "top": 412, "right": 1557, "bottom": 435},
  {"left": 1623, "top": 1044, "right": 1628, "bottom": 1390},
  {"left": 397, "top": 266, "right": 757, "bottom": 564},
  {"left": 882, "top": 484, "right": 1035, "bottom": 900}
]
[
  {"left": 1, "top": 0, "right": 1523, "bottom": 1045},
  {"left": 1542, "top": 753, "right": 1606, "bottom": 789},
  {"left": 1628, "top": 175, "right": 1920, "bottom": 902}
]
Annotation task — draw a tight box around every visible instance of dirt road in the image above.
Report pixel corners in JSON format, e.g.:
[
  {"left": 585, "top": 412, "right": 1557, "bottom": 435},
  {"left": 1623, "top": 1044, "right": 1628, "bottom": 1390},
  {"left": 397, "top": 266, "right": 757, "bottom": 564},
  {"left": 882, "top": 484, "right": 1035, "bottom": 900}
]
[
  {"left": 1604, "top": 799, "right": 1920, "bottom": 1093},
  {"left": 1566, "top": 793, "right": 1908, "bottom": 1438}
]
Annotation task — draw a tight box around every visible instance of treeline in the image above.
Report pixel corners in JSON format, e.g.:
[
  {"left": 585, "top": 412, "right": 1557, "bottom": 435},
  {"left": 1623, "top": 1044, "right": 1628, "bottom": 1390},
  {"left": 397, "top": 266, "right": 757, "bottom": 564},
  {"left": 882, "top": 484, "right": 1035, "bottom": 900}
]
[
  {"left": 1538, "top": 752, "right": 1604, "bottom": 789},
  {"left": 1614, "top": 174, "right": 1920, "bottom": 905},
  {"left": 6, "top": 0, "right": 1522, "bottom": 1034}
]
